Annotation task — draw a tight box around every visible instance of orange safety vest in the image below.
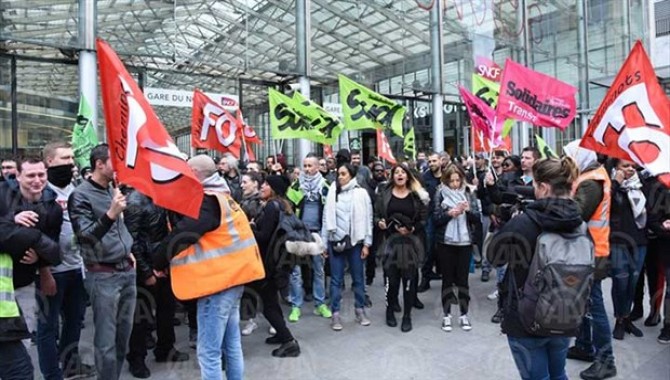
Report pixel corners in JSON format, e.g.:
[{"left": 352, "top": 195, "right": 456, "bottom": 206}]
[
  {"left": 574, "top": 166, "right": 611, "bottom": 258},
  {"left": 170, "top": 192, "right": 265, "bottom": 300}
]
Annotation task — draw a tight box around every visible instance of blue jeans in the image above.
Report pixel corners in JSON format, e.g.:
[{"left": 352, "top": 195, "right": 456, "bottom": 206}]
[
  {"left": 508, "top": 336, "right": 570, "bottom": 380},
  {"left": 421, "top": 217, "right": 436, "bottom": 276},
  {"left": 610, "top": 244, "right": 647, "bottom": 318},
  {"left": 329, "top": 243, "right": 365, "bottom": 312},
  {"left": 289, "top": 254, "right": 326, "bottom": 308},
  {"left": 575, "top": 280, "right": 614, "bottom": 363},
  {"left": 197, "top": 286, "right": 244, "bottom": 380},
  {"left": 84, "top": 270, "right": 136, "bottom": 380},
  {"left": 36, "top": 269, "right": 87, "bottom": 380}
]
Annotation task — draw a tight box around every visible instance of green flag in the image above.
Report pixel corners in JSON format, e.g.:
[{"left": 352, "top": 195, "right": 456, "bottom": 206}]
[
  {"left": 472, "top": 74, "right": 514, "bottom": 137},
  {"left": 268, "top": 88, "right": 343, "bottom": 144},
  {"left": 71, "top": 93, "right": 99, "bottom": 169},
  {"left": 338, "top": 74, "right": 405, "bottom": 137},
  {"left": 403, "top": 127, "right": 416, "bottom": 160},
  {"left": 535, "top": 134, "right": 558, "bottom": 159}
]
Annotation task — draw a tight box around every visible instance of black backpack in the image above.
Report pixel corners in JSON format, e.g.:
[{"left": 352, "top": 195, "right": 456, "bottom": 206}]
[{"left": 513, "top": 223, "right": 595, "bottom": 336}]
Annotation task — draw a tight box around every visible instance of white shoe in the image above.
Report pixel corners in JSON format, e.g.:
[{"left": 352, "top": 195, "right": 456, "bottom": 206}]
[
  {"left": 459, "top": 315, "right": 472, "bottom": 331},
  {"left": 487, "top": 290, "right": 499, "bottom": 300},
  {"left": 268, "top": 326, "right": 276, "bottom": 335},
  {"left": 441, "top": 315, "right": 452, "bottom": 332},
  {"left": 241, "top": 319, "right": 258, "bottom": 336}
]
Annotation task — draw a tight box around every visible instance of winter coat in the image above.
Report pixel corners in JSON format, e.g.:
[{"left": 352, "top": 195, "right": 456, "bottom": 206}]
[
  {"left": 432, "top": 185, "right": 481, "bottom": 246},
  {"left": 645, "top": 176, "right": 670, "bottom": 266},
  {"left": 240, "top": 193, "right": 263, "bottom": 222},
  {"left": 610, "top": 180, "right": 648, "bottom": 247},
  {"left": 0, "top": 181, "right": 62, "bottom": 288},
  {"left": 486, "top": 197, "right": 584, "bottom": 338},
  {"left": 224, "top": 173, "right": 243, "bottom": 203},
  {"left": 123, "top": 189, "right": 169, "bottom": 283}
]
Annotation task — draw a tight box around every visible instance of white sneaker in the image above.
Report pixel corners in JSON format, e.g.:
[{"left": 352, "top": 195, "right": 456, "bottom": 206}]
[
  {"left": 441, "top": 315, "right": 452, "bottom": 332},
  {"left": 241, "top": 319, "right": 258, "bottom": 336},
  {"left": 459, "top": 315, "right": 472, "bottom": 331},
  {"left": 487, "top": 290, "right": 499, "bottom": 300},
  {"left": 268, "top": 326, "right": 276, "bottom": 335}
]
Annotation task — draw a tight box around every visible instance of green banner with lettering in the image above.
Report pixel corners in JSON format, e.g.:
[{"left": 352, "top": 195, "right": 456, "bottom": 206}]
[
  {"left": 339, "top": 74, "right": 405, "bottom": 137},
  {"left": 71, "top": 93, "right": 99, "bottom": 169},
  {"left": 269, "top": 88, "right": 342, "bottom": 144},
  {"left": 403, "top": 127, "right": 416, "bottom": 160},
  {"left": 535, "top": 134, "right": 558, "bottom": 159},
  {"left": 472, "top": 74, "right": 514, "bottom": 137}
]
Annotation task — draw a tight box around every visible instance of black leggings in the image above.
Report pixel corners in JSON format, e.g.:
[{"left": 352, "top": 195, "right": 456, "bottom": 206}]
[
  {"left": 437, "top": 243, "right": 472, "bottom": 315},
  {"left": 251, "top": 280, "right": 294, "bottom": 343},
  {"left": 385, "top": 266, "right": 418, "bottom": 318}
]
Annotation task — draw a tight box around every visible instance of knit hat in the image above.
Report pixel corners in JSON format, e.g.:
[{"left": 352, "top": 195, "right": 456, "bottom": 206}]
[{"left": 265, "top": 175, "right": 290, "bottom": 196}]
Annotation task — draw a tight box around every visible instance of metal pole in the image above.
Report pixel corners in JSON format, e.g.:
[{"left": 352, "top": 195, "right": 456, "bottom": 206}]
[
  {"left": 430, "top": 0, "right": 444, "bottom": 153},
  {"left": 296, "top": 0, "right": 312, "bottom": 160},
  {"left": 577, "top": 0, "right": 591, "bottom": 136},
  {"left": 79, "top": 0, "right": 98, "bottom": 137},
  {"left": 10, "top": 56, "right": 18, "bottom": 155}
]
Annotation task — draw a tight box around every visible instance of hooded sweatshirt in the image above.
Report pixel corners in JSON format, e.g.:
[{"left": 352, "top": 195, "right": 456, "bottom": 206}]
[{"left": 487, "top": 197, "right": 584, "bottom": 338}]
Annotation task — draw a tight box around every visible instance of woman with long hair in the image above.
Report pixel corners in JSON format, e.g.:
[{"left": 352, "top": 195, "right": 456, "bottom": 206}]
[
  {"left": 433, "top": 165, "right": 480, "bottom": 332},
  {"left": 487, "top": 157, "right": 584, "bottom": 380},
  {"left": 249, "top": 175, "right": 300, "bottom": 357},
  {"left": 322, "top": 163, "right": 373, "bottom": 331},
  {"left": 238, "top": 171, "right": 264, "bottom": 336},
  {"left": 608, "top": 158, "right": 648, "bottom": 339},
  {"left": 375, "top": 163, "right": 429, "bottom": 332}
]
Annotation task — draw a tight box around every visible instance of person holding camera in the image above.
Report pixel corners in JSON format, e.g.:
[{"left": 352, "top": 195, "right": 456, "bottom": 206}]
[
  {"left": 322, "top": 163, "right": 373, "bottom": 331},
  {"left": 375, "top": 164, "right": 429, "bottom": 332},
  {"left": 433, "top": 165, "right": 480, "bottom": 332}
]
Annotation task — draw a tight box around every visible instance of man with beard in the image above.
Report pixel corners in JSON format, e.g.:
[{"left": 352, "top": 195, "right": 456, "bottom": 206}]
[
  {"left": 38, "top": 142, "right": 95, "bottom": 379},
  {"left": 218, "top": 154, "right": 243, "bottom": 202},
  {"left": 418, "top": 153, "right": 443, "bottom": 292},
  {"left": 285, "top": 154, "right": 332, "bottom": 323},
  {"left": 1, "top": 158, "right": 17, "bottom": 183}
]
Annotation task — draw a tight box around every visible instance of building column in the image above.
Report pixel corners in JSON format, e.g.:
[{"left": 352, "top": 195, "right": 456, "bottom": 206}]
[
  {"left": 430, "top": 0, "right": 444, "bottom": 153},
  {"left": 79, "top": 0, "right": 98, "bottom": 136},
  {"left": 296, "top": 0, "right": 312, "bottom": 159}
]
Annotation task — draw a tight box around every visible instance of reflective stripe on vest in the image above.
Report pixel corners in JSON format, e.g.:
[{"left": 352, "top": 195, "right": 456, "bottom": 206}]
[
  {"left": 0, "top": 254, "right": 20, "bottom": 318},
  {"left": 575, "top": 167, "right": 611, "bottom": 258},
  {"left": 170, "top": 192, "right": 265, "bottom": 300}
]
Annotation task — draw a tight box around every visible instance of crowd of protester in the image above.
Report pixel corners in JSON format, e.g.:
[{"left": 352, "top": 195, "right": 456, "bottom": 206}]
[{"left": 0, "top": 140, "right": 668, "bottom": 380}]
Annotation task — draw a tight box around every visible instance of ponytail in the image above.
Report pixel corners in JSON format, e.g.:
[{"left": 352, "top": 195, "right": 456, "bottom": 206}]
[{"left": 533, "top": 157, "right": 579, "bottom": 197}]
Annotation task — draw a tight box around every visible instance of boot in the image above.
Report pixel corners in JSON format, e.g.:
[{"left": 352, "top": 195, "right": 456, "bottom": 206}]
[
  {"left": 417, "top": 278, "right": 430, "bottom": 293},
  {"left": 623, "top": 317, "right": 643, "bottom": 337},
  {"left": 400, "top": 316, "right": 412, "bottom": 332},
  {"left": 128, "top": 359, "right": 150, "bottom": 379},
  {"left": 386, "top": 307, "right": 397, "bottom": 327},
  {"left": 271, "top": 340, "right": 301, "bottom": 358}
]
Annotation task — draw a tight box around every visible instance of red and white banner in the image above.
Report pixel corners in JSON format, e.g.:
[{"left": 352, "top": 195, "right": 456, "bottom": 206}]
[
  {"left": 497, "top": 59, "right": 577, "bottom": 130},
  {"left": 581, "top": 41, "right": 670, "bottom": 187},
  {"left": 475, "top": 56, "right": 503, "bottom": 82},
  {"left": 191, "top": 89, "right": 243, "bottom": 158},
  {"left": 97, "top": 39, "right": 203, "bottom": 219},
  {"left": 237, "top": 109, "right": 261, "bottom": 145},
  {"left": 376, "top": 129, "right": 396, "bottom": 165}
]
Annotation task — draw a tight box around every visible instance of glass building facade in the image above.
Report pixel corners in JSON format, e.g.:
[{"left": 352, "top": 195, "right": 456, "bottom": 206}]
[{"left": 1, "top": 0, "right": 668, "bottom": 165}]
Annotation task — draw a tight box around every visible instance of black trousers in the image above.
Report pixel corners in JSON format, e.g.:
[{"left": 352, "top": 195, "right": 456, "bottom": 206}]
[
  {"left": 251, "top": 280, "right": 294, "bottom": 343},
  {"left": 240, "top": 286, "right": 259, "bottom": 321},
  {"left": 385, "top": 266, "right": 418, "bottom": 318},
  {"left": 437, "top": 243, "right": 472, "bottom": 315},
  {"left": 127, "top": 278, "right": 176, "bottom": 361},
  {"left": 0, "top": 340, "right": 33, "bottom": 380},
  {"left": 633, "top": 239, "right": 666, "bottom": 316}
]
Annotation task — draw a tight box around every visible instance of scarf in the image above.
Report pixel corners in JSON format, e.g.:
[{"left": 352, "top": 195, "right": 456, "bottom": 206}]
[
  {"left": 324, "top": 178, "right": 369, "bottom": 245},
  {"left": 299, "top": 171, "right": 323, "bottom": 201},
  {"left": 202, "top": 173, "right": 231, "bottom": 193},
  {"left": 439, "top": 185, "right": 470, "bottom": 245},
  {"left": 620, "top": 173, "right": 647, "bottom": 229}
]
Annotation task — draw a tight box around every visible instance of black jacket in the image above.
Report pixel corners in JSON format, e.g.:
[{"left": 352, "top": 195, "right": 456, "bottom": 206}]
[
  {"left": 432, "top": 186, "right": 481, "bottom": 246},
  {"left": 124, "top": 190, "right": 169, "bottom": 283},
  {"left": 153, "top": 193, "right": 221, "bottom": 271},
  {"left": 224, "top": 173, "right": 243, "bottom": 203},
  {"left": 0, "top": 181, "right": 62, "bottom": 288},
  {"left": 645, "top": 176, "right": 670, "bottom": 264},
  {"left": 610, "top": 180, "right": 648, "bottom": 247},
  {"left": 487, "top": 197, "right": 583, "bottom": 338},
  {"left": 240, "top": 193, "right": 263, "bottom": 222},
  {"left": 0, "top": 207, "right": 60, "bottom": 342},
  {"left": 374, "top": 186, "right": 429, "bottom": 241},
  {"left": 421, "top": 170, "right": 442, "bottom": 213}
]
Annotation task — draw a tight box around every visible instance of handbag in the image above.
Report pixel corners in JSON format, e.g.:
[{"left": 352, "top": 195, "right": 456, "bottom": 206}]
[{"left": 331, "top": 235, "right": 353, "bottom": 253}]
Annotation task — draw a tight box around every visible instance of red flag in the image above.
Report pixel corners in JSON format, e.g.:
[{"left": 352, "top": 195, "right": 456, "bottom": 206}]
[
  {"left": 376, "top": 129, "right": 396, "bottom": 165},
  {"left": 497, "top": 59, "right": 577, "bottom": 130},
  {"left": 97, "top": 39, "right": 203, "bottom": 218},
  {"left": 191, "top": 89, "right": 243, "bottom": 158},
  {"left": 237, "top": 109, "right": 261, "bottom": 145},
  {"left": 581, "top": 41, "right": 670, "bottom": 187},
  {"left": 474, "top": 56, "right": 503, "bottom": 82},
  {"left": 459, "top": 86, "right": 501, "bottom": 141},
  {"left": 473, "top": 130, "right": 511, "bottom": 153},
  {"left": 245, "top": 143, "right": 256, "bottom": 162},
  {"left": 323, "top": 145, "right": 333, "bottom": 158}
]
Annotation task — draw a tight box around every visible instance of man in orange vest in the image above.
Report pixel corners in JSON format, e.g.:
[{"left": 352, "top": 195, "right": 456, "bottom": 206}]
[
  {"left": 153, "top": 154, "right": 263, "bottom": 380},
  {"left": 564, "top": 141, "right": 617, "bottom": 380}
]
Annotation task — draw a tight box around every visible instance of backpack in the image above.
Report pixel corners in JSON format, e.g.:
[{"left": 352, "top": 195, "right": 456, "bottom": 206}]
[{"left": 514, "top": 222, "right": 594, "bottom": 336}]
